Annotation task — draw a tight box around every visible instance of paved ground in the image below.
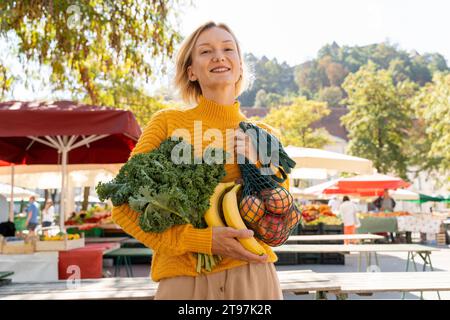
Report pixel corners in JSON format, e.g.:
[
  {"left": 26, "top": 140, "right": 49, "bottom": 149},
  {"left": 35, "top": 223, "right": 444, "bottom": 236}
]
[{"left": 103, "top": 244, "right": 450, "bottom": 300}]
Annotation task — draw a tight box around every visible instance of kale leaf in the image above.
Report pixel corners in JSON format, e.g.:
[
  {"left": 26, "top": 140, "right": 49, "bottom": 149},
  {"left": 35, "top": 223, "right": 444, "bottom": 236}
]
[{"left": 96, "top": 137, "right": 227, "bottom": 232}]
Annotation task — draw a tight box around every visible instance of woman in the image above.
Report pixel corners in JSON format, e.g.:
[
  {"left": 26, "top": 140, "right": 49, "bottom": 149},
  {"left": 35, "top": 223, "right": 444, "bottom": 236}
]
[
  {"left": 112, "top": 21, "right": 287, "bottom": 299},
  {"left": 338, "top": 196, "right": 361, "bottom": 245},
  {"left": 42, "top": 200, "right": 55, "bottom": 236}
]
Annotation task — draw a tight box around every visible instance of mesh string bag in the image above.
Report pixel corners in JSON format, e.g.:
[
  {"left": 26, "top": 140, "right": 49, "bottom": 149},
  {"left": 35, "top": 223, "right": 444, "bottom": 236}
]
[{"left": 237, "top": 122, "right": 302, "bottom": 246}]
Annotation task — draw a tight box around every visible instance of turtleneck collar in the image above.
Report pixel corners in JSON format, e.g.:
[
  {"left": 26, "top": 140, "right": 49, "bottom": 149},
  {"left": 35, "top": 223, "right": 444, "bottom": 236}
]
[{"left": 190, "top": 95, "right": 246, "bottom": 123}]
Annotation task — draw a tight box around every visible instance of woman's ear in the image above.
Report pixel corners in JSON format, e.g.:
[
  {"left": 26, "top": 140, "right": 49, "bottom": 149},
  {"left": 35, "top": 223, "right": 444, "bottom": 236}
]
[{"left": 187, "top": 65, "right": 197, "bottom": 82}]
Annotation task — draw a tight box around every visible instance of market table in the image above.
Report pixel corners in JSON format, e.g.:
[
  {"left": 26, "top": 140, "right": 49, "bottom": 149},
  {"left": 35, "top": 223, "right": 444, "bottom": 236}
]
[
  {"left": 357, "top": 216, "right": 398, "bottom": 233},
  {"left": 273, "top": 244, "right": 440, "bottom": 273},
  {"left": 396, "top": 215, "right": 443, "bottom": 234},
  {"left": 2, "top": 270, "right": 450, "bottom": 300},
  {"left": 84, "top": 237, "right": 129, "bottom": 244},
  {"left": 0, "top": 252, "right": 59, "bottom": 282},
  {"left": 319, "top": 272, "right": 450, "bottom": 300},
  {"left": 103, "top": 248, "right": 153, "bottom": 277},
  {"left": 0, "top": 270, "right": 341, "bottom": 300},
  {"left": 287, "top": 234, "right": 384, "bottom": 243},
  {"left": 58, "top": 243, "right": 120, "bottom": 280}
]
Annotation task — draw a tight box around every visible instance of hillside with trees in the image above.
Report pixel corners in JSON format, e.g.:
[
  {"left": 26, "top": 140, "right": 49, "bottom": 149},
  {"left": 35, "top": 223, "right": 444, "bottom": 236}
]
[
  {"left": 241, "top": 42, "right": 449, "bottom": 180},
  {"left": 241, "top": 42, "right": 449, "bottom": 108}
]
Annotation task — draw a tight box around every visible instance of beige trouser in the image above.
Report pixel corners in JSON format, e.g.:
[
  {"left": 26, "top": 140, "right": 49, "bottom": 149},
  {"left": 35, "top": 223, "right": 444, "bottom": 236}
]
[{"left": 154, "top": 263, "right": 283, "bottom": 300}]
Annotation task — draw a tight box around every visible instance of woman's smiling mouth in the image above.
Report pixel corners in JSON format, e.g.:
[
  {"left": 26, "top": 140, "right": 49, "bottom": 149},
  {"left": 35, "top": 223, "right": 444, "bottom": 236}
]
[{"left": 210, "top": 67, "right": 231, "bottom": 73}]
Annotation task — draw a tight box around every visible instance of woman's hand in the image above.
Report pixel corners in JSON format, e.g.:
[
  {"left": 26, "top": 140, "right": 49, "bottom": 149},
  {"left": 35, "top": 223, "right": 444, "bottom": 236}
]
[
  {"left": 211, "top": 226, "right": 268, "bottom": 263},
  {"left": 235, "top": 129, "right": 258, "bottom": 164}
]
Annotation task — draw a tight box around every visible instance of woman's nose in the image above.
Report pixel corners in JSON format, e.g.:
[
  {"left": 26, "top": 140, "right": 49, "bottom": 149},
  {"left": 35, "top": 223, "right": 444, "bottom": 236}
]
[{"left": 212, "top": 55, "right": 225, "bottom": 62}]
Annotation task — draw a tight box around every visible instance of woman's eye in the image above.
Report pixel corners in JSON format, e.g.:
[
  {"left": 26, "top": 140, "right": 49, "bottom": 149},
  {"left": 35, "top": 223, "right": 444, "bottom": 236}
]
[
  {"left": 201, "top": 50, "right": 211, "bottom": 54},
  {"left": 225, "top": 48, "right": 233, "bottom": 51}
]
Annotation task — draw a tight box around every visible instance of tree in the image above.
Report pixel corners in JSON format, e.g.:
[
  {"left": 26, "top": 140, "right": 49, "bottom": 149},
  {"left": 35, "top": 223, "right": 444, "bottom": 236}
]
[
  {"left": 411, "top": 73, "right": 450, "bottom": 173},
  {"left": 294, "top": 60, "right": 327, "bottom": 96},
  {"left": 80, "top": 77, "right": 173, "bottom": 128},
  {"left": 0, "top": 0, "right": 184, "bottom": 104},
  {"left": 0, "top": 1, "right": 187, "bottom": 207},
  {"left": 254, "top": 89, "right": 284, "bottom": 109},
  {"left": 316, "top": 86, "right": 344, "bottom": 108},
  {"left": 240, "top": 53, "right": 298, "bottom": 106},
  {"left": 341, "top": 62, "right": 415, "bottom": 179},
  {"left": 254, "top": 89, "right": 268, "bottom": 107},
  {"left": 262, "top": 97, "right": 331, "bottom": 148}
]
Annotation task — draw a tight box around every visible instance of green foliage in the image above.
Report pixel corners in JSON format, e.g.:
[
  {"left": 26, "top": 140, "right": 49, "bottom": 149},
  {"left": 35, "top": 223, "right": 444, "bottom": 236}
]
[
  {"left": 316, "top": 86, "right": 344, "bottom": 108},
  {"left": 254, "top": 89, "right": 285, "bottom": 108},
  {"left": 295, "top": 42, "right": 449, "bottom": 98},
  {"left": 239, "top": 54, "right": 298, "bottom": 106},
  {"left": 411, "top": 73, "right": 450, "bottom": 173},
  {"left": 78, "top": 73, "right": 179, "bottom": 127},
  {"left": 0, "top": 0, "right": 184, "bottom": 104},
  {"left": 0, "top": 63, "right": 13, "bottom": 99},
  {"left": 262, "top": 97, "right": 331, "bottom": 148},
  {"left": 341, "top": 62, "right": 416, "bottom": 179},
  {"left": 96, "top": 137, "right": 227, "bottom": 232}
]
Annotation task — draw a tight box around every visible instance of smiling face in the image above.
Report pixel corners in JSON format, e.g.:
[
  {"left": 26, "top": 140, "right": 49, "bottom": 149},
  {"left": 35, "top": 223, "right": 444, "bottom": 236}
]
[{"left": 187, "top": 27, "right": 242, "bottom": 95}]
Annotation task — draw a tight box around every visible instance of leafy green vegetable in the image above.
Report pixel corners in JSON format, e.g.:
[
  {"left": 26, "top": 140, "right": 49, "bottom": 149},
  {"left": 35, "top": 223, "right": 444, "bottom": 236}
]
[{"left": 96, "top": 137, "right": 227, "bottom": 233}]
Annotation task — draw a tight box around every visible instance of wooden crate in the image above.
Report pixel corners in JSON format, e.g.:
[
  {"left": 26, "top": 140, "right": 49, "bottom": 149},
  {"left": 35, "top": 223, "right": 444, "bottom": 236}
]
[
  {"left": 0, "top": 236, "right": 35, "bottom": 254},
  {"left": 437, "top": 232, "right": 446, "bottom": 246},
  {"left": 35, "top": 234, "right": 85, "bottom": 252}
]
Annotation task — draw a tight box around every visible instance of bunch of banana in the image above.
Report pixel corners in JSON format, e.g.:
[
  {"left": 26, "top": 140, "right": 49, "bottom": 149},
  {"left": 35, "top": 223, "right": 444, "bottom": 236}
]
[
  {"left": 222, "top": 184, "right": 266, "bottom": 255},
  {"left": 197, "top": 182, "right": 266, "bottom": 274}
]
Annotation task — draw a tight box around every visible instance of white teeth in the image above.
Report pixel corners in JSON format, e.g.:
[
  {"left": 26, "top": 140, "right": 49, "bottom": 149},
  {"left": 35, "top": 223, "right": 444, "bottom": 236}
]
[{"left": 211, "top": 67, "right": 230, "bottom": 73}]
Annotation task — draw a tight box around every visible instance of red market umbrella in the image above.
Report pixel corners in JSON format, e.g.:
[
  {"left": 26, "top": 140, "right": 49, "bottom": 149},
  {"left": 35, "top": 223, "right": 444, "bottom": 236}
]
[
  {"left": 0, "top": 100, "right": 141, "bottom": 229},
  {"left": 337, "top": 173, "right": 410, "bottom": 192},
  {"left": 301, "top": 179, "right": 385, "bottom": 198}
]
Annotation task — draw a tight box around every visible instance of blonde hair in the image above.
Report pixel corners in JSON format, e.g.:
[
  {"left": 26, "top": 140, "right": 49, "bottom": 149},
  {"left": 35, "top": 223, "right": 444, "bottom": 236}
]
[{"left": 174, "top": 21, "right": 249, "bottom": 104}]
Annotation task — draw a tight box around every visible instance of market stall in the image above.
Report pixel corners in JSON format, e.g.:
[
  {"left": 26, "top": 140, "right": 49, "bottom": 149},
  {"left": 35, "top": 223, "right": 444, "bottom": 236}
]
[
  {"left": 0, "top": 100, "right": 141, "bottom": 231},
  {"left": 357, "top": 212, "right": 448, "bottom": 244}
]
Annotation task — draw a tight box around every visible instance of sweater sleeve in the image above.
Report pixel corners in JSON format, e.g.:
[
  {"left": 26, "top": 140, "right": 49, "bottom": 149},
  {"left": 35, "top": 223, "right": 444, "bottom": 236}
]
[{"left": 111, "top": 110, "right": 213, "bottom": 256}]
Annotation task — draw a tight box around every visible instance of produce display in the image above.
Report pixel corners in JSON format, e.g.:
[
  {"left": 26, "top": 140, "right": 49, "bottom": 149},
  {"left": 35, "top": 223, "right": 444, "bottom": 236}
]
[
  {"left": 40, "top": 232, "right": 81, "bottom": 241},
  {"left": 358, "top": 211, "right": 411, "bottom": 218},
  {"left": 301, "top": 204, "right": 342, "bottom": 225},
  {"left": 65, "top": 205, "right": 112, "bottom": 227}
]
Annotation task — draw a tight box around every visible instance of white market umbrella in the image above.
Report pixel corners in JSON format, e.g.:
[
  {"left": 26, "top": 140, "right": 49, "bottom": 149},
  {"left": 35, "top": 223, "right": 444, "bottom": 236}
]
[
  {"left": 0, "top": 183, "right": 38, "bottom": 200},
  {"left": 289, "top": 168, "right": 329, "bottom": 180},
  {"left": 285, "top": 146, "right": 374, "bottom": 174},
  {"left": 0, "top": 164, "right": 121, "bottom": 220},
  {"left": 390, "top": 189, "right": 420, "bottom": 201},
  {"left": 295, "top": 179, "right": 341, "bottom": 200},
  {"left": 74, "top": 195, "right": 102, "bottom": 203}
]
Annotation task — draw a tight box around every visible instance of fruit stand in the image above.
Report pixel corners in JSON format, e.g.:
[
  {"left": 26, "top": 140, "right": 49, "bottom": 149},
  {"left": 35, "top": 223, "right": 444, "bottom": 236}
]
[
  {"left": 65, "top": 205, "right": 113, "bottom": 237},
  {"left": 286, "top": 205, "right": 345, "bottom": 265}
]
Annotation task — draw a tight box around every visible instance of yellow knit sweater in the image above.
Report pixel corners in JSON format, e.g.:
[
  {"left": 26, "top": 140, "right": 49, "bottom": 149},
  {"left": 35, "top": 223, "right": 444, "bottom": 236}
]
[{"left": 112, "top": 95, "right": 288, "bottom": 282}]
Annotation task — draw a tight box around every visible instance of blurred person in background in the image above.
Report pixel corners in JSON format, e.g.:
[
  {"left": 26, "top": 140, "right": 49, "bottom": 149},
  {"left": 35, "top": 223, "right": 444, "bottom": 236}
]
[
  {"left": 339, "top": 196, "right": 361, "bottom": 244},
  {"left": 25, "top": 196, "right": 39, "bottom": 237},
  {"left": 328, "top": 196, "right": 341, "bottom": 214}
]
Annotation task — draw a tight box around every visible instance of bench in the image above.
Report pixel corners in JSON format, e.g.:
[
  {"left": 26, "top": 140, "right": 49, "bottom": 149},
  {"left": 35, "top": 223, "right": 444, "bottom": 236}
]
[
  {"left": 320, "top": 272, "right": 450, "bottom": 300},
  {"left": 0, "top": 272, "right": 14, "bottom": 287},
  {"left": 287, "top": 234, "right": 384, "bottom": 243},
  {"left": 1, "top": 270, "right": 449, "bottom": 300},
  {"left": 103, "top": 248, "right": 153, "bottom": 277},
  {"left": 84, "top": 237, "right": 130, "bottom": 244},
  {"left": 273, "top": 244, "right": 440, "bottom": 272},
  {"left": 0, "top": 270, "right": 339, "bottom": 300}
]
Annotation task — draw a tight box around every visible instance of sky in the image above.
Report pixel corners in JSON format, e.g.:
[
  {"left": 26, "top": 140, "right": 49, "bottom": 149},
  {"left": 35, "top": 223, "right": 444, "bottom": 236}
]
[
  {"left": 179, "top": 0, "right": 450, "bottom": 66},
  {"left": 138, "top": 0, "right": 450, "bottom": 94},
  {"left": 2, "top": 0, "right": 450, "bottom": 100}
]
